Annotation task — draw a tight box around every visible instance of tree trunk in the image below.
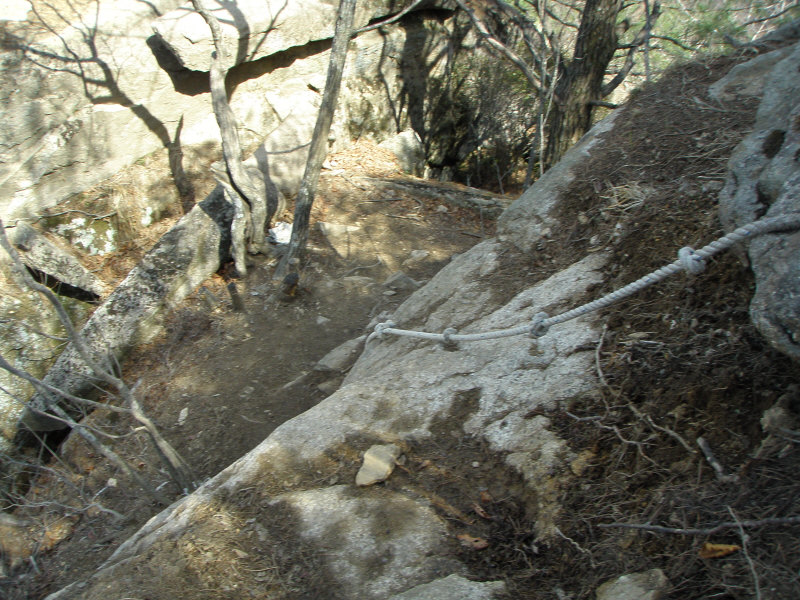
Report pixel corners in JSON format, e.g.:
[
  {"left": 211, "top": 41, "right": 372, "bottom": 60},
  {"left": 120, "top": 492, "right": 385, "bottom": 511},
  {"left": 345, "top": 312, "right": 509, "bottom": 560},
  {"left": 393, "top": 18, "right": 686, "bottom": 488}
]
[
  {"left": 192, "top": 0, "right": 268, "bottom": 275},
  {"left": 543, "top": 0, "right": 622, "bottom": 169},
  {"left": 276, "top": 0, "right": 357, "bottom": 277}
]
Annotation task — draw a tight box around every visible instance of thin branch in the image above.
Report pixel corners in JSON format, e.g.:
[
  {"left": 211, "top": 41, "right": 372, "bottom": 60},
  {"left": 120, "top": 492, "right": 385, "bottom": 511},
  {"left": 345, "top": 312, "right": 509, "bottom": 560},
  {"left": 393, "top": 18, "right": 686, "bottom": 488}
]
[
  {"left": 697, "top": 436, "right": 738, "bottom": 483},
  {"left": 453, "top": 0, "right": 543, "bottom": 92},
  {"left": 599, "top": 515, "right": 800, "bottom": 536},
  {"left": 742, "top": 4, "right": 798, "bottom": 26},
  {"left": 728, "top": 507, "right": 761, "bottom": 600},
  {"left": 354, "top": 0, "right": 426, "bottom": 35},
  {"left": 601, "top": 1, "right": 662, "bottom": 97}
]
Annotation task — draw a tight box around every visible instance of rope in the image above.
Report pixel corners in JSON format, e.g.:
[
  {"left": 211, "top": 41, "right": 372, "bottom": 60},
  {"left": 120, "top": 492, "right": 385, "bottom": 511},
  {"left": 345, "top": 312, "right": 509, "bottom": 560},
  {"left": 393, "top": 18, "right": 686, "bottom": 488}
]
[{"left": 367, "top": 213, "right": 800, "bottom": 347}]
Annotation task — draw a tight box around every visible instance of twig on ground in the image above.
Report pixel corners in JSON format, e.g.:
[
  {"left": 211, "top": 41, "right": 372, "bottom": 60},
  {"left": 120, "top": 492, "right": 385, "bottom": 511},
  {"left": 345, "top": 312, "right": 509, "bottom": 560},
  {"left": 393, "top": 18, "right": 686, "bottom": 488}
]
[
  {"left": 626, "top": 402, "right": 696, "bottom": 455},
  {"left": 598, "top": 515, "right": 800, "bottom": 536},
  {"left": 554, "top": 525, "right": 596, "bottom": 567},
  {"left": 697, "top": 436, "right": 738, "bottom": 482},
  {"left": 595, "top": 323, "right": 609, "bottom": 388},
  {"left": 728, "top": 506, "right": 761, "bottom": 600},
  {"left": 342, "top": 258, "right": 382, "bottom": 277}
]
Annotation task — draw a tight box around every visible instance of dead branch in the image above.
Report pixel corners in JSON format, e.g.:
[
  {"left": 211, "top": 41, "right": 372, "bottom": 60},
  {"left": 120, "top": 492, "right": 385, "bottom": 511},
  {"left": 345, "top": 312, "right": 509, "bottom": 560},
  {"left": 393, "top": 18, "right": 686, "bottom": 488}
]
[
  {"left": 697, "top": 436, "right": 738, "bottom": 483},
  {"left": 598, "top": 515, "right": 800, "bottom": 536},
  {"left": 728, "top": 506, "right": 762, "bottom": 600},
  {"left": 191, "top": 0, "right": 268, "bottom": 272},
  {"left": 354, "top": 0, "right": 426, "bottom": 35},
  {"left": 276, "top": 0, "right": 357, "bottom": 277},
  {"left": 0, "top": 218, "right": 197, "bottom": 495}
]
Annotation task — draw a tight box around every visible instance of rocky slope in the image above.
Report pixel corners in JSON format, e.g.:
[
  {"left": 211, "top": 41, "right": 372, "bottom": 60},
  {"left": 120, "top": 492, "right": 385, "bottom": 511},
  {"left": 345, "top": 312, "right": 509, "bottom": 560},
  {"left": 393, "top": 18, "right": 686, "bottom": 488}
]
[{"left": 17, "top": 42, "right": 800, "bottom": 600}]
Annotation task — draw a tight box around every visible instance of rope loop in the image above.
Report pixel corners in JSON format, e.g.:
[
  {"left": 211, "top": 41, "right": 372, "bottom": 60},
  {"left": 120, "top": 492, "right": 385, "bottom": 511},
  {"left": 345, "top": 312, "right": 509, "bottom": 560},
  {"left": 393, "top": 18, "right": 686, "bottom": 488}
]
[
  {"left": 678, "top": 246, "right": 706, "bottom": 275},
  {"left": 529, "top": 312, "right": 550, "bottom": 338}
]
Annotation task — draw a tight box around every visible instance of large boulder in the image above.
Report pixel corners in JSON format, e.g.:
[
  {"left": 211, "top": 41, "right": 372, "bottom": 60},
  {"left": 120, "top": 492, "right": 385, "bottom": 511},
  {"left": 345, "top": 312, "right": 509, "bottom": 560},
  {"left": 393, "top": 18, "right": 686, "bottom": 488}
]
[
  {"left": 152, "top": 0, "right": 397, "bottom": 71},
  {"left": 19, "top": 189, "right": 232, "bottom": 432},
  {"left": 0, "top": 0, "right": 445, "bottom": 221},
  {"left": 717, "top": 42, "right": 800, "bottom": 360}
]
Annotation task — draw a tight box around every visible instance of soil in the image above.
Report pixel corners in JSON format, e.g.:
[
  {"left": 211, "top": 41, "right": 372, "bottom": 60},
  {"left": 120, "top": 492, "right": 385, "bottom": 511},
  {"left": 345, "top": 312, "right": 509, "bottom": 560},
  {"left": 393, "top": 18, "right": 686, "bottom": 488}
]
[{"left": 4, "top": 53, "right": 800, "bottom": 600}]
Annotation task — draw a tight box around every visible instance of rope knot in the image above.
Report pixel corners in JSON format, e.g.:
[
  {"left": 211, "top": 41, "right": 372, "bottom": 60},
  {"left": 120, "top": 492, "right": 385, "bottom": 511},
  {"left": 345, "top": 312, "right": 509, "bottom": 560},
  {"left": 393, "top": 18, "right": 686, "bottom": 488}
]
[
  {"left": 529, "top": 312, "right": 550, "bottom": 338},
  {"left": 374, "top": 320, "right": 397, "bottom": 340},
  {"left": 441, "top": 327, "right": 459, "bottom": 349},
  {"left": 678, "top": 246, "right": 706, "bottom": 275}
]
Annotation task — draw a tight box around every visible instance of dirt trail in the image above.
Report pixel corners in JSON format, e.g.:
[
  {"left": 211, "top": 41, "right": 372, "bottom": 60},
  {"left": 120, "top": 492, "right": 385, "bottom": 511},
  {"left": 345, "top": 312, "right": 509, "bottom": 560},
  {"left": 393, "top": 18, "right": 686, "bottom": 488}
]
[{"left": 7, "top": 143, "right": 500, "bottom": 597}]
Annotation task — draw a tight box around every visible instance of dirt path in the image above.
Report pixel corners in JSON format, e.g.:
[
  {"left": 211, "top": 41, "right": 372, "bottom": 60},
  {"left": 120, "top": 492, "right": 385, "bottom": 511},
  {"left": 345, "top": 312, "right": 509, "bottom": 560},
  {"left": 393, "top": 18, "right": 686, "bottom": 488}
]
[{"left": 8, "top": 144, "right": 500, "bottom": 598}]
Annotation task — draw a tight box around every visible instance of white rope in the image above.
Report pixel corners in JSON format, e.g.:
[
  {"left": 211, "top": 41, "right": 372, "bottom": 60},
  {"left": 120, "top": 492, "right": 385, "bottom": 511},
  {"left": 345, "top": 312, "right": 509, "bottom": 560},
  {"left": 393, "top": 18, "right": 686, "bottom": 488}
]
[{"left": 367, "top": 213, "right": 800, "bottom": 347}]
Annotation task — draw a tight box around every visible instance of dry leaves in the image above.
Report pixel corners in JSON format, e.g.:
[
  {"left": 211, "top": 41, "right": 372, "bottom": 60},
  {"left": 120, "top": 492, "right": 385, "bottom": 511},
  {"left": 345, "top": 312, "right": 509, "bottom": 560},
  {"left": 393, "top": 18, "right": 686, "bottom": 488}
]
[{"left": 699, "top": 542, "right": 741, "bottom": 559}]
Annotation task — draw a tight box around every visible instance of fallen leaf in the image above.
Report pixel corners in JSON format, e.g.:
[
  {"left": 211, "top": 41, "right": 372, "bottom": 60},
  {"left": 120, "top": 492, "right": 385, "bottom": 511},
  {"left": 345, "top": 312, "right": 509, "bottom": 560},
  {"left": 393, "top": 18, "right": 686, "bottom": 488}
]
[
  {"left": 699, "top": 542, "right": 741, "bottom": 559},
  {"left": 479, "top": 490, "right": 494, "bottom": 504},
  {"left": 471, "top": 503, "right": 492, "bottom": 519},
  {"left": 457, "top": 533, "right": 489, "bottom": 550}
]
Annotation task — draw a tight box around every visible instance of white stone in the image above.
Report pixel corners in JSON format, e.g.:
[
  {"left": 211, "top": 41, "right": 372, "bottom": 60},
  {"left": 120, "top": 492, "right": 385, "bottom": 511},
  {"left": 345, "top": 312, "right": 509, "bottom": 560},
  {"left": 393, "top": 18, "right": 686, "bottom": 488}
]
[
  {"left": 596, "top": 569, "right": 669, "bottom": 600},
  {"left": 356, "top": 443, "right": 402, "bottom": 486}
]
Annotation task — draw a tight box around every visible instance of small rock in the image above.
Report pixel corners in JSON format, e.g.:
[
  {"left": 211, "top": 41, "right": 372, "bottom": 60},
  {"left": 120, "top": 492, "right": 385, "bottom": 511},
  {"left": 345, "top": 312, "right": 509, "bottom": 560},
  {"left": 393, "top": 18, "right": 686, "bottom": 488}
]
[
  {"left": 107, "top": 478, "right": 118, "bottom": 488},
  {"left": 383, "top": 289, "right": 397, "bottom": 296},
  {"left": 760, "top": 404, "right": 797, "bottom": 434},
  {"left": 436, "top": 204, "right": 449, "bottom": 213},
  {"left": 177, "top": 407, "right": 188, "bottom": 426},
  {"left": 402, "top": 249, "right": 430, "bottom": 267},
  {"left": 316, "top": 378, "right": 341, "bottom": 396},
  {"left": 356, "top": 443, "right": 402, "bottom": 486},
  {"left": 314, "top": 336, "right": 366, "bottom": 372},
  {"left": 596, "top": 569, "right": 668, "bottom": 600},
  {"left": 316, "top": 315, "right": 331, "bottom": 326},
  {"left": 383, "top": 271, "right": 421, "bottom": 291},
  {"left": 268, "top": 221, "right": 293, "bottom": 244}
]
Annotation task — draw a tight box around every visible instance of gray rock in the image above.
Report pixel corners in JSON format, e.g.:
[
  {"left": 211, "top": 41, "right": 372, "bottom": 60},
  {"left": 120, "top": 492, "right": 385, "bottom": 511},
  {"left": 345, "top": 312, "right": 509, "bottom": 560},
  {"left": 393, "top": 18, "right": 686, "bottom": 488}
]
[
  {"left": 318, "top": 222, "right": 363, "bottom": 258},
  {"left": 389, "top": 574, "right": 505, "bottom": 599},
  {"left": 316, "top": 378, "right": 342, "bottom": 396},
  {"left": 0, "top": 2, "right": 441, "bottom": 229},
  {"left": 314, "top": 335, "right": 367, "bottom": 372},
  {"left": 152, "top": 0, "right": 396, "bottom": 71},
  {"left": 0, "top": 275, "right": 84, "bottom": 451},
  {"left": 596, "top": 569, "right": 669, "bottom": 600},
  {"left": 402, "top": 249, "right": 430, "bottom": 267},
  {"left": 8, "top": 222, "right": 108, "bottom": 297},
  {"left": 717, "top": 42, "right": 800, "bottom": 360},
  {"left": 378, "top": 129, "right": 425, "bottom": 175},
  {"left": 708, "top": 46, "right": 794, "bottom": 102},
  {"left": 383, "top": 271, "right": 422, "bottom": 291},
  {"left": 355, "top": 443, "right": 402, "bottom": 486},
  {"left": 21, "top": 189, "right": 232, "bottom": 431},
  {"left": 497, "top": 109, "right": 624, "bottom": 252}
]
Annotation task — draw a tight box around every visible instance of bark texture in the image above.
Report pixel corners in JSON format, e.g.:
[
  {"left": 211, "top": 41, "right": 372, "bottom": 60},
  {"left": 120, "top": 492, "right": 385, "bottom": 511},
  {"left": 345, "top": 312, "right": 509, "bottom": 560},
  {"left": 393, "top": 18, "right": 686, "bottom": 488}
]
[{"left": 543, "top": 0, "right": 622, "bottom": 169}]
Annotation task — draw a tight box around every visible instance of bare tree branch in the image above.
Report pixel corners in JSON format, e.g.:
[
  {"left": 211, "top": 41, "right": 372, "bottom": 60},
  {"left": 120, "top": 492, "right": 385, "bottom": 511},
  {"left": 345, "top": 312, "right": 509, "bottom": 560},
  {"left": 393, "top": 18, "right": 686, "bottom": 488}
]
[
  {"left": 599, "top": 515, "right": 800, "bottom": 536},
  {"left": 601, "top": 1, "right": 661, "bottom": 97}
]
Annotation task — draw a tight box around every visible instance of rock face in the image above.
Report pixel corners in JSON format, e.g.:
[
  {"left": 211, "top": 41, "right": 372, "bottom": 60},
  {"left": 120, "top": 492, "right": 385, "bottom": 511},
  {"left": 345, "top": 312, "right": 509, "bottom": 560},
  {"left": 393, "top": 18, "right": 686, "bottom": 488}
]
[
  {"left": 0, "top": 0, "right": 446, "bottom": 221},
  {"left": 153, "top": 0, "right": 395, "bottom": 71},
  {"left": 718, "top": 43, "right": 800, "bottom": 360},
  {"left": 8, "top": 222, "right": 107, "bottom": 298}
]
